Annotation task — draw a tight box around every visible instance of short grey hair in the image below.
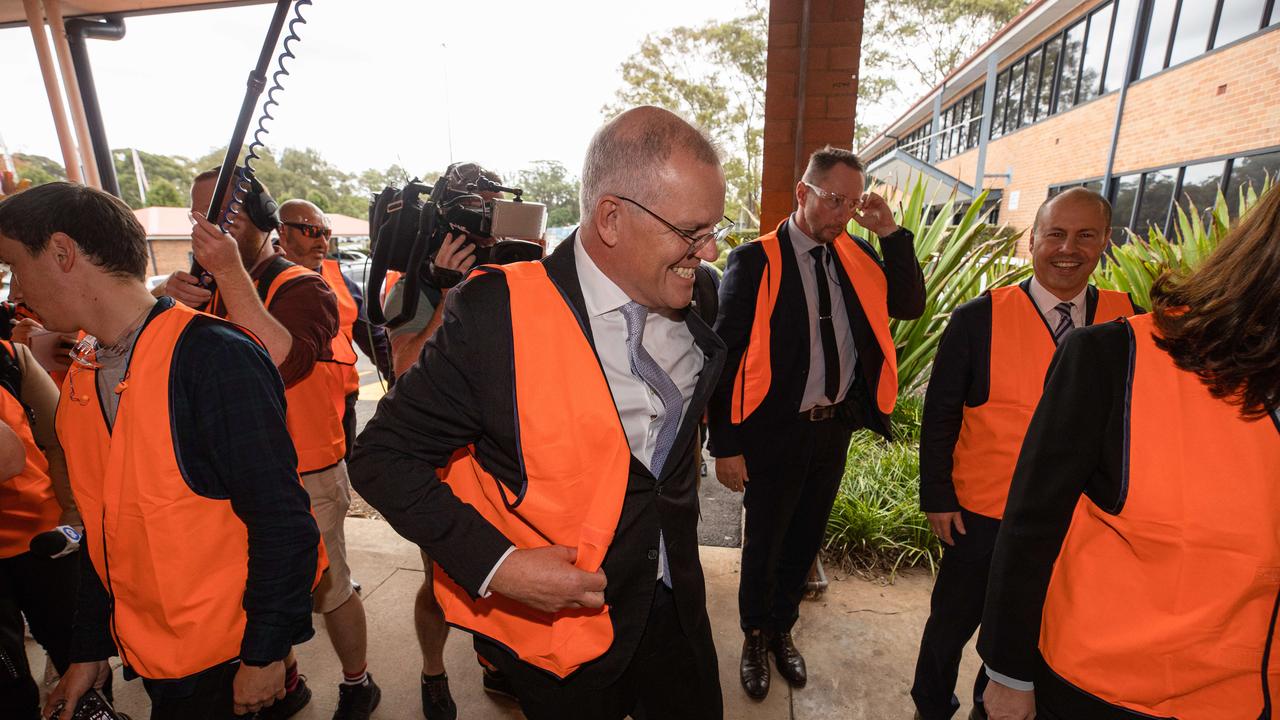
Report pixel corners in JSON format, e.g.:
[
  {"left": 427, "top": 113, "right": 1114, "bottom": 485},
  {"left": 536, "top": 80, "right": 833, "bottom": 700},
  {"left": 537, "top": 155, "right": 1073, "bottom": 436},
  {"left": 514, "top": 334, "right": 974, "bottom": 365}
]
[{"left": 580, "top": 106, "right": 722, "bottom": 222}]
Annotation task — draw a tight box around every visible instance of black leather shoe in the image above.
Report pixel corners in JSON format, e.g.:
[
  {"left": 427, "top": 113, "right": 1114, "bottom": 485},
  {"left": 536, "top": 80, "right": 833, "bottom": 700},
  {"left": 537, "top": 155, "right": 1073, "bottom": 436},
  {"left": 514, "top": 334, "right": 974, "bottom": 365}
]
[
  {"left": 740, "top": 629, "right": 770, "bottom": 699},
  {"left": 769, "top": 631, "right": 807, "bottom": 688}
]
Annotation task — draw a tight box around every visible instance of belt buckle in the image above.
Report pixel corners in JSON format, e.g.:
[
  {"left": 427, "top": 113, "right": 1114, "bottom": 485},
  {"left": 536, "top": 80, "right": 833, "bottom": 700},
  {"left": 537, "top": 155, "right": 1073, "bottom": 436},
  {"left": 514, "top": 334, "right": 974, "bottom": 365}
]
[{"left": 807, "top": 405, "right": 836, "bottom": 422}]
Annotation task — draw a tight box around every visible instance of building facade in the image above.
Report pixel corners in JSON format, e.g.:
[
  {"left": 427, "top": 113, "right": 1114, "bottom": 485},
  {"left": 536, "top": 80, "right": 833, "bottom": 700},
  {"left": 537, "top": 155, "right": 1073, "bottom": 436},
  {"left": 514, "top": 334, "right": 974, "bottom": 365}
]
[{"left": 859, "top": 0, "right": 1280, "bottom": 247}]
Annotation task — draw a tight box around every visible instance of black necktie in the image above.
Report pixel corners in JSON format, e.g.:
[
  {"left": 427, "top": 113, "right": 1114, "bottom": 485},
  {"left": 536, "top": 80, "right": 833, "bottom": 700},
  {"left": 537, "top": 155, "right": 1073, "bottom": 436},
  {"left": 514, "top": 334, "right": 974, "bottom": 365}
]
[{"left": 810, "top": 246, "right": 841, "bottom": 404}]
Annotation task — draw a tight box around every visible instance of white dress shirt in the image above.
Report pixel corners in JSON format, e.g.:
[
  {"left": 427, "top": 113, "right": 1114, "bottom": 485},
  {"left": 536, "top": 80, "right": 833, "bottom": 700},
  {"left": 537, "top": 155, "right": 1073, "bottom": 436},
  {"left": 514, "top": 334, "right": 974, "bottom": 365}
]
[
  {"left": 1028, "top": 276, "right": 1087, "bottom": 329},
  {"left": 478, "top": 240, "right": 704, "bottom": 594},
  {"left": 789, "top": 216, "right": 858, "bottom": 412}
]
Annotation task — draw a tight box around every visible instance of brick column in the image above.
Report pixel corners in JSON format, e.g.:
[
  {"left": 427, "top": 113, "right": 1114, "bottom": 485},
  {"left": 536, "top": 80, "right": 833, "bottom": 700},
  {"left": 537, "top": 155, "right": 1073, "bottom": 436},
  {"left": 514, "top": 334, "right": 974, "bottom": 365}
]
[{"left": 760, "top": 0, "right": 865, "bottom": 230}]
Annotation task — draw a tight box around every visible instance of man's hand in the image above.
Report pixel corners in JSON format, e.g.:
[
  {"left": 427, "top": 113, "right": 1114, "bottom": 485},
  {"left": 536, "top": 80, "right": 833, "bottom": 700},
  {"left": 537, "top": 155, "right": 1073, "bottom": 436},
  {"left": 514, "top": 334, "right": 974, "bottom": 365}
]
[
  {"left": 43, "top": 660, "right": 110, "bottom": 719},
  {"left": 434, "top": 232, "right": 476, "bottom": 274},
  {"left": 985, "top": 680, "right": 1036, "bottom": 720},
  {"left": 488, "top": 545, "right": 607, "bottom": 613},
  {"left": 715, "top": 455, "right": 749, "bottom": 493},
  {"left": 190, "top": 212, "right": 245, "bottom": 280},
  {"left": 852, "top": 191, "right": 899, "bottom": 237},
  {"left": 20, "top": 324, "right": 76, "bottom": 373},
  {"left": 926, "top": 511, "right": 967, "bottom": 546},
  {"left": 157, "top": 270, "right": 213, "bottom": 307},
  {"left": 10, "top": 317, "right": 42, "bottom": 345},
  {"left": 232, "top": 660, "right": 286, "bottom": 716}
]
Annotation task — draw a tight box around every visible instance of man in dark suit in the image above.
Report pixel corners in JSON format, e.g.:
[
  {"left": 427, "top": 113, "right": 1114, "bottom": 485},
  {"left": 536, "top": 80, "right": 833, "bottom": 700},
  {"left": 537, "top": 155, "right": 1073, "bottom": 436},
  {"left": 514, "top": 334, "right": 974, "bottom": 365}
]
[
  {"left": 709, "top": 146, "right": 924, "bottom": 700},
  {"left": 350, "top": 105, "right": 728, "bottom": 720}
]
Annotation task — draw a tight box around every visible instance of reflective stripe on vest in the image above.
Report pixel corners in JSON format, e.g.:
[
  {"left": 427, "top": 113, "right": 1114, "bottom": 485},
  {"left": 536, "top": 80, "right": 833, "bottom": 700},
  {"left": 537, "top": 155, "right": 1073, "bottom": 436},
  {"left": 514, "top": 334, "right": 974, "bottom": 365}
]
[
  {"left": 257, "top": 264, "right": 351, "bottom": 473},
  {"left": 320, "top": 259, "right": 362, "bottom": 396},
  {"left": 731, "top": 222, "right": 898, "bottom": 423},
  {"left": 1040, "top": 313, "right": 1280, "bottom": 718},
  {"left": 432, "top": 261, "right": 631, "bottom": 679},
  {"left": 951, "top": 285, "right": 1136, "bottom": 518},
  {"left": 0, "top": 340, "right": 59, "bottom": 558},
  {"left": 55, "top": 303, "right": 250, "bottom": 679}
]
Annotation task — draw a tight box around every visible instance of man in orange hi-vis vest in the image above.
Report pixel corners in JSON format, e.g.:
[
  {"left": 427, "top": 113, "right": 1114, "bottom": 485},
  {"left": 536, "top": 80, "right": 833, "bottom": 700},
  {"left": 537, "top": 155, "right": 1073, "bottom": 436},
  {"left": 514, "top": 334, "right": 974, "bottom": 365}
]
[
  {"left": 352, "top": 106, "right": 728, "bottom": 720},
  {"left": 708, "top": 146, "right": 925, "bottom": 700},
  {"left": 0, "top": 183, "right": 321, "bottom": 720},
  {"left": 979, "top": 185, "right": 1280, "bottom": 720},
  {"left": 912, "top": 189, "right": 1138, "bottom": 720}
]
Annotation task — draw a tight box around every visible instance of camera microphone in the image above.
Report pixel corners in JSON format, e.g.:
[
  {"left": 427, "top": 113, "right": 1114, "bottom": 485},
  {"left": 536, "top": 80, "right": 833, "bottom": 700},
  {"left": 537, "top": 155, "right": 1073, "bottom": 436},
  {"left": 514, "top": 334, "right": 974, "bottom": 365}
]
[{"left": 29, "top": 525, "right": 82, "bottom": 559}]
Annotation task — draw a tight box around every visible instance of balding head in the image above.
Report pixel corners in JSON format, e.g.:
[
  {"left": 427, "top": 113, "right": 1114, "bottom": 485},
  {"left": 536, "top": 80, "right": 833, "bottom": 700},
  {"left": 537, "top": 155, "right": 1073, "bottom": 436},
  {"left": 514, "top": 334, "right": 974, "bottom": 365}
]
[
  {"left": 1029, "top": 187, "right": 1113, "bottom": 300},
  {"left": 277, "top": 198, "right": 331, "bottom": 270},
  {"left": 580, "top": 105, "right": 722, "bottom": 223},
  {"left": 1034, "top": 187, "right": 1111, "bottom": 233}
]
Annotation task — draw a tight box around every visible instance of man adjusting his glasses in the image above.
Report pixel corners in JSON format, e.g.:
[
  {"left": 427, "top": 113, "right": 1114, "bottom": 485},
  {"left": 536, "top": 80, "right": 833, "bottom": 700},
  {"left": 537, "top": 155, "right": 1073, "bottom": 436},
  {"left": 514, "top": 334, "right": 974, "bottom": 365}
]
[{"left": 708, "top": 145, "right": 925, "bottom": 700}]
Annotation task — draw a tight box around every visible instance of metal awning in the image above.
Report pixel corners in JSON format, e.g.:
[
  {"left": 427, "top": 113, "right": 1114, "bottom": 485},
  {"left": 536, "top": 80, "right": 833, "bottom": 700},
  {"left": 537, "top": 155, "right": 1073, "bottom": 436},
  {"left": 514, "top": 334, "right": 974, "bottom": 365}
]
[
  {"left": 866, "top": 149, "right": 979, "bottom": 204},
  {"left": 0, "top": 0, "right": 266, "bottom": 27}
]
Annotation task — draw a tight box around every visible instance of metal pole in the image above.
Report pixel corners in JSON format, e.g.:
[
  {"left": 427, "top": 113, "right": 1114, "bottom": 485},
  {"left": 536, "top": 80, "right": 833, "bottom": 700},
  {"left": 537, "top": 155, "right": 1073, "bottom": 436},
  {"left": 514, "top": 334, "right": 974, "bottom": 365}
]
[
  {"left": 1103, "top": 0, "right": 1151, "bottom": 197},
  {"left": 21, "top": 0, "right": 81, "bottom": 183},
  {"left": 66, "top": 15, "right": 125, "bottom": 198},
  {"left": 41, "top": 0, "right": 100, "bottom": 188}
]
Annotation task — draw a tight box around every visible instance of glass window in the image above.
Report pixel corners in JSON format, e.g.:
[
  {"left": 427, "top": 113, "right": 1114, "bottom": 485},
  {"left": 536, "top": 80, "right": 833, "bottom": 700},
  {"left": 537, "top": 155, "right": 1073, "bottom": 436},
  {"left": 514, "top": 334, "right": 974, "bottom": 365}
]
[
  {"left": 1226, "top": 150, "right": 1280, "bottom": 215},
  {"left": 1079, "top": 3, "right": 1115, "bottom": 103},
  {"left": 941, "top": 109, "right": 952, "bottom": 158},
  {"left": 1134, "top": 168, "right": 1178, "bottom": 236},
  {"left": 1273, "top": 0, "right": 1280, "bottom": 25},
  {"left": 1040, "top": 36, "right": 1062, "bottom": 118},
  {"left": 991, "top": 71, "right": 1008, "bottom": 139},
  {"left": 1168, "top": 0, "right": 1216, "bottom": 67},
  {"left": 1214, "top": 0, "right": 1269, "bottom": 47},
  {"left": 1022, "top": 48, "right": 1043, "bottom": 125},
  {"left": 1176, "top": 160, "right": 1225, "bottom": 224},
  {"left": 1083, "top": 179, "right": 1104, "bottom": 194},
  {"left": 1140, "top": 0, "right": 1179, "bottom": 78},
  {"left": 951, "top": 104, "right": 964, "bottom": 155},
  {"left": 1111, "top": 173, "right": 1141, "bottom": 234},
  {"left": 1006, "top": 59, "right": 1025, "bottom": 133},
  {"left": 968, "top": 89, "right": 984, "bottom": 147},
  {"left": 1059, "top": 24, "right": 1086, "bottom": 111},
  {"left": 1103, "top": 0, "right": 1140, "bottom": 93}
]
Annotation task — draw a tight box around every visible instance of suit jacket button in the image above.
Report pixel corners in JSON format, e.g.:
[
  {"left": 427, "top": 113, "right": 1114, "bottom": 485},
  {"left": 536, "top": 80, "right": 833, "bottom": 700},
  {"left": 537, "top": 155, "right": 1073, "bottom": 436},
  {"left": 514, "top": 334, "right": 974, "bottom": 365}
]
[{"left": 647, "top": 548, "right": 659, "bottom": 561}]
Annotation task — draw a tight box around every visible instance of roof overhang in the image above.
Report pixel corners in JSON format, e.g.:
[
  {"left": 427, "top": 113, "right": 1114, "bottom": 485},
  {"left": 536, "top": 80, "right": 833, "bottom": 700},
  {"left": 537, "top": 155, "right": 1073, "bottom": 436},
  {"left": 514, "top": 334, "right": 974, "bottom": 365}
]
[
  {"left": 866, "top": 150, "right": 977, "bottom": 203},
  {"left": 1, "top": 1, "right": 270, "bottom": 28}
]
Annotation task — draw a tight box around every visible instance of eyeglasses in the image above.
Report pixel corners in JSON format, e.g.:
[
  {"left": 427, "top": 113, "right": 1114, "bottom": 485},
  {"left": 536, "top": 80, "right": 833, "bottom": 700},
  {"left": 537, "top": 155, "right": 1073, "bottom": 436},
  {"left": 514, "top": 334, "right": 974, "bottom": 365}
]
[
  {"left": 802, "top": 182, "right": 863, "bottom": 213},
  {"left": 281, "top": 222, "right": 332, "bottom": 239},
  {"left": 614, "top": 196, "right": 736, "bottom": 257}
]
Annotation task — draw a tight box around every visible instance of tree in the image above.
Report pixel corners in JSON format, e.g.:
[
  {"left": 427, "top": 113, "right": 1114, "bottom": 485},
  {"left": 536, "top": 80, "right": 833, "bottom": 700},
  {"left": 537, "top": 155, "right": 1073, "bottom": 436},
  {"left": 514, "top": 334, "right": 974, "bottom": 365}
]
[
  {"left": 144, "top": 178, "right": 184, "bottom": 207},
  {"left": 514, "top": 160, "right": 580, "bottom": 228},
  {"left": 112, "top": 149, "right": 196, "bottom": 208},
  {"left": 11, "top": 154, "right": 66, "bottom": 186},
  {"left": 857, "top": 0, "right": 1029, "bottom": 146},
  {"left": 607, "top": 1, "right": 766, "bottom": 228}
]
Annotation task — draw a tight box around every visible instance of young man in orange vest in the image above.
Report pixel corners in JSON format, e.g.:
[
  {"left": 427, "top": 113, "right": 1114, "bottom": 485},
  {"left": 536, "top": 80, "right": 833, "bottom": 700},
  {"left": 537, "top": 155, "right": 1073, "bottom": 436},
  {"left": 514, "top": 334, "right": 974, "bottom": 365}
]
[
  {"left": 0, "top": 182, "right": 321, "bottom": 720},
  {"left": 163, "top": 172, "right": 381, "bottom": 720},
  {"left": 351, "top": 106, "right": 727, "bottom": 719},
  {"left": 708, "top": 146, "right": 925, "bottom": 699},
  {"left": 979, "top": 185, "right": 1280, "bottom": 720},
  {"left": 912, "top": 188, "right": 1137, "bottom": 720}
]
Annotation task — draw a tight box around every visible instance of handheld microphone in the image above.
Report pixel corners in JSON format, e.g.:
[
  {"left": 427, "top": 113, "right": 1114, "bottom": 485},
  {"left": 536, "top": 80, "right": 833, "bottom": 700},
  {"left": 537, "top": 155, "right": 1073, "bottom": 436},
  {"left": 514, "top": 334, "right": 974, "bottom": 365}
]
[{"left": 29, "top": 525, "right": 82, "bottom": 559}]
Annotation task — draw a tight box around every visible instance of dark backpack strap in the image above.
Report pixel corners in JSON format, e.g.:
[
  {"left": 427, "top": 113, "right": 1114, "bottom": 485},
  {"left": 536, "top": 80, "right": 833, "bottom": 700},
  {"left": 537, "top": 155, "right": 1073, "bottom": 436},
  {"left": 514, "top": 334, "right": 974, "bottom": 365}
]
[
  {"left": 692, "top": 264, "right": 719, "bottom": 326},
  {"left": 0, "top": 341, "right": 22, "bottom": 405},
  {"left": 255, "top": 255, "right": 297, "bottom": 306}
]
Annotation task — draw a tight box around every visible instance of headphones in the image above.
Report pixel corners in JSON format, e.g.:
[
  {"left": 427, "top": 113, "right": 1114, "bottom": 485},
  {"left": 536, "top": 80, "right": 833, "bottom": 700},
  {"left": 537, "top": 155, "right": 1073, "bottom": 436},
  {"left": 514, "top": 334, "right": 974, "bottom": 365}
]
[{"left": 241, "top": 174, "right": 280, "bottom": 232}]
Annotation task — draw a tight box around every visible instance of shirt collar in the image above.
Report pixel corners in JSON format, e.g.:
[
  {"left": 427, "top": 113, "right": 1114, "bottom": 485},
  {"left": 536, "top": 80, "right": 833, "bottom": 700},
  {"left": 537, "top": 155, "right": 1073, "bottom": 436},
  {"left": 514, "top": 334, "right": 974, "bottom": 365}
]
[
  {"left": 788, "top": 213, "right": 824, "bottom": 255},
  {"left": 1029, "top": 275, "right": 1088, "bottom": 316},
  {"left": 573, "top": 235, "right": 633, "bottom": 318}
]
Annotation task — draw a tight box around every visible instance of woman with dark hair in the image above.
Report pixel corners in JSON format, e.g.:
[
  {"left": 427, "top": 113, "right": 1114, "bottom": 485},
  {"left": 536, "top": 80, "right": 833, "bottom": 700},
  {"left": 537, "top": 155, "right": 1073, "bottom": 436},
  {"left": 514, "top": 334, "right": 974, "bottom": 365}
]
[{"left": 976, "top": 184, "right": 1280, "bottom": 720}]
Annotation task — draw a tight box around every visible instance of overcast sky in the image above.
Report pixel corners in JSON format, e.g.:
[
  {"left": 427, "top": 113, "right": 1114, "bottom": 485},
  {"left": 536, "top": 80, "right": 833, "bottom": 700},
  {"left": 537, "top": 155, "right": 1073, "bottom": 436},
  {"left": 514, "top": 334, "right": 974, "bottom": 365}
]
[{"left": 4, "top": 0, "right": 781, "bottom": 181}]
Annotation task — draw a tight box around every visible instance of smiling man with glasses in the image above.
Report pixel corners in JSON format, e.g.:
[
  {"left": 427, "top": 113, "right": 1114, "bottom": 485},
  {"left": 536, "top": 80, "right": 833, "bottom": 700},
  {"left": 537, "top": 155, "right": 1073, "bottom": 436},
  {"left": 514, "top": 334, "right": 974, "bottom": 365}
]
[{"left": 709, "top": 145, "right": 925, "bottom": 701}]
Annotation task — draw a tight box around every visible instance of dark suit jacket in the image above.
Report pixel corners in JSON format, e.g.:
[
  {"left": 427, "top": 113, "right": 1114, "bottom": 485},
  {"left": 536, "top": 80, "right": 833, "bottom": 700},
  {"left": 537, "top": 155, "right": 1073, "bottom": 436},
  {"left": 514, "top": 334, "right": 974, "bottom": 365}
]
[
  {"left": 918, "top": 280, "right": 1139, "bottom": 513},
  {"left": 707, "top": 218, "right": 924, "bottom": 458},
  {"left": 349, "top": 235, "right": 726, "bottom": 687}
]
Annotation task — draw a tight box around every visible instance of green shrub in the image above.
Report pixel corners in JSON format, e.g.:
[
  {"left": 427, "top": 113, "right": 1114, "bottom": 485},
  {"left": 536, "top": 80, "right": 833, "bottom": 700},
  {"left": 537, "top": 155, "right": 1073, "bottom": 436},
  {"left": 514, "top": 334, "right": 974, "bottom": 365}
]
[{"left": 824, "top": 394, "right": 941, "bottom": 576}]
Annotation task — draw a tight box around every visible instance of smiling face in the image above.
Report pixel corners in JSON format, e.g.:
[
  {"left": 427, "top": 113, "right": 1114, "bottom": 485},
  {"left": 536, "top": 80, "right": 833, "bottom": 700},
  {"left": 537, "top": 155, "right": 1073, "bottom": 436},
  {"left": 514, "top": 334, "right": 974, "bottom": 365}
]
[
  {"left": 609, "top": 151, "right": 725, "bottom": 311},
  {"left": 1030, "top": 192, "right": 1112, "bottom": 300}
]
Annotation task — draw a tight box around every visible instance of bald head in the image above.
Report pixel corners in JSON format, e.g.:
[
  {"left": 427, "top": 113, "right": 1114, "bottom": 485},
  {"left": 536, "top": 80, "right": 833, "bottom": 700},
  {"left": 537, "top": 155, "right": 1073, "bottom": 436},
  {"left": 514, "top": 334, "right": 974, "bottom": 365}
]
[
  {"left": 1034, "top": 187, "right": 1111, "bottom": 232},
  {"left": 279, "top": 199, "right": 325, "bottom": 225},
  {"left": 580, "top": 105, "right": 722, "bottom": 222},
  {"left": 276, "top": 198, "right": 331, "bottom": 270}
]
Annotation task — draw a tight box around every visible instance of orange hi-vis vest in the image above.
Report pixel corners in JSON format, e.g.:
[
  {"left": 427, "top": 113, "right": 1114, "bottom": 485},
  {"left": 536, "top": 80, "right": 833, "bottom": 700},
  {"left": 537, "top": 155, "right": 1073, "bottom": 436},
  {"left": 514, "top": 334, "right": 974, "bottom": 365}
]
[
  {"left": 214, "top": 258, "right": 352, "bottom": 472},
  {"left": 951, "top": 285, "right": 1136, "bottom": 518},
  {"left": 0, "top": 340, "right": 60, "bottom": 558},
  {"left": 732, "top": 221, "right": 899, "bottom": 423},
  {"left": 55, "top": 303, "right": 253, "bottom": 679},
  {"left": 432, "top": 261, "right": 632, "bottom": 679},
  {"left": 319, "top": 259, "right": 362, "bottom": 397},
  {"left": 1040, "top": 313, "right": 1280, "bottom": 718}
]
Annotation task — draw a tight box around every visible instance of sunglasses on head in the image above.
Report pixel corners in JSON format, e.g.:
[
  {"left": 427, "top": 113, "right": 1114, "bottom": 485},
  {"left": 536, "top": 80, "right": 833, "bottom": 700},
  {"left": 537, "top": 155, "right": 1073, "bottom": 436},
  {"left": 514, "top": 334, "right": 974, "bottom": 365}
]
[{"left": 282, "top": 222, "right": 331, "bottom": 239}]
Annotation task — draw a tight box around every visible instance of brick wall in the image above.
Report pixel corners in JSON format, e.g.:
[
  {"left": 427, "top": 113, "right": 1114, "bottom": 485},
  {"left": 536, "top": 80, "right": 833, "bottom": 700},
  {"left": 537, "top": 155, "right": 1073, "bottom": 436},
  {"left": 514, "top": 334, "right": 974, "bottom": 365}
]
[
  {"left": 146, "top": 239, "right": 191, "bottom": 279},
  {"left": 760, "top": 0, "right": 866, "bottom": 229}
]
